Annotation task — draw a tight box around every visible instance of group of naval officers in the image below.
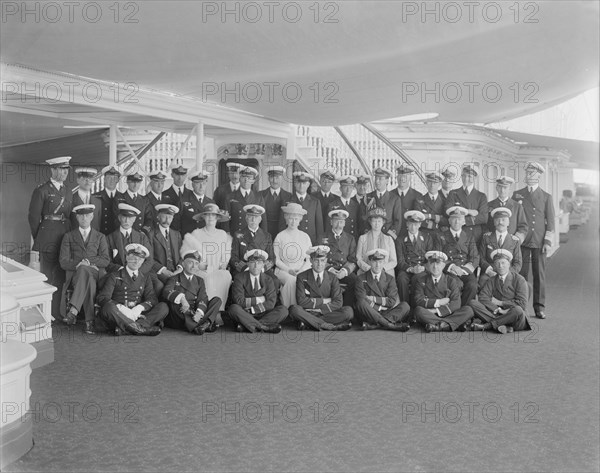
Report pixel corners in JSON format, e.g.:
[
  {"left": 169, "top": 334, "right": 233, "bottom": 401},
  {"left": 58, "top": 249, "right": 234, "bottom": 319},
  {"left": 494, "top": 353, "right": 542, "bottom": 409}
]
[{"left": 28, "top": 155, "right": 554, "bottom": 336}]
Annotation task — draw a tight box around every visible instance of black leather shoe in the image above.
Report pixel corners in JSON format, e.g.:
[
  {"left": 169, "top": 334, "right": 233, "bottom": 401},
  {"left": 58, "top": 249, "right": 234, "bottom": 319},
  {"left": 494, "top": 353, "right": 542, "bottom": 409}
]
[
  {"left": 535, "top": 310, "right": 547, "bottom": 319},
  {"left": 114, "top": 328, "right": 121, "bottom": 336},
  {"left": 197, "top": 321, "right": 212, "bottom": 333},
  {"left": 125, "top": 323, "right": 161, "bottom": 336},
  {"left": 297, "top": 321, "right": 305, "bottom": 331},
  {"left": 333, "top": 322, "right": 352, "bottom": 331},
  {"left": 236, "top": 323, "right": 244, "bottom": 332},
  {"left": 260, "top": 324, "right": 282, "bottom": 334},
  {"left": 361, "top": 322, "right": 379, "bottom": 331},
  {"left": 84, "top": 321, "right": 96, "bottom": 334},
  {"left": 425, "top": 323, "right": 437, "bottom": 332},
  {"left": 204, "top": 322, "right": 218, "bottom": 333},
  {"left": 145, "top": 326, "right": 161, "bottom": 336},
  {"left": 191, "top": 325, "right": 205, "bottom": 335},
  {"left": 506, "top": 326, "right": 514, "bottom": 333},
  {"left": 386, "top": 322, "right": 410, "bottom": 332},
  {"left": 457, "top": 321, "right": 472, "bottom": 332}
]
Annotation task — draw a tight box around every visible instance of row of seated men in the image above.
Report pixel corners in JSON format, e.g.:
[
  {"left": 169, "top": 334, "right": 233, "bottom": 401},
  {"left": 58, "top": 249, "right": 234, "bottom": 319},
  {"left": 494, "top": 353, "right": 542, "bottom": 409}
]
[
  {"left": 30, "top": 156, "right": 553, "bottom": 329},
  {"left": 59, "top": 198, "right": 531, "bottom": 336}
]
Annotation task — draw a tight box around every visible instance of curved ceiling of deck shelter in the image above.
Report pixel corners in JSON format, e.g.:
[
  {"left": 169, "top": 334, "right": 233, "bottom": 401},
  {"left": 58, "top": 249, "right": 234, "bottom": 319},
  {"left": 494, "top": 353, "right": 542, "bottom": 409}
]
[{"left": 1, "top": 1, "right": 598, "bottom": 126}]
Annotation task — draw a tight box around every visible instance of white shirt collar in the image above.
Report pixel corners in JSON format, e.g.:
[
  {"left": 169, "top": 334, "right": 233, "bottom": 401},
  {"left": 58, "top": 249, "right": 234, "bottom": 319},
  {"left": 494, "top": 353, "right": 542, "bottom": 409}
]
[
  {"left": 79, "top": 227, "right": 90, "bottom": 238},
  {"left": 150, "top": 191, "right": 161, "bottom": 200},
  {"left": 451, "top": 230, "right": 461, "bottom": 238},
  {"left": 230, "top": 182, "right": 240, "bottom": 191},
  {"left": 313, "top": 270, "right": 324, "bottom": 280},
  {"left": 321, "top": 191, "right": 329, "bottom": 198},
  {"left": 77, "top": 189, "right": 90, "bottom": 199},
  {"left": 172, "top": 184, "right": 185, "bottom": 194},
  {"left": 105, "top": 189, "right": 115, "bottom": 198},
  {"left": 248, "top": 226, "right": 259, "bottom": 234},
  {"left": 428, "top": 193, "right": 437, "bottom": 200},
  {"left": 193, "top": 192, "right": 204, "bottom": 199},
  {"left": 496, "top": 230, "right": 508, "bottom": 239},
  {"left": 270, "top": 187, "right": 280, "bottom": 195},
  {"left": 397, "top": 187, "right": 409, "bottom": 195},
  {"left": 50, "top": 178, "right": 63, "bottom": 190},
  {"left": 528, "top": 184, "right": 539, "bottom": 192},
  {"left": 464, "top": 184, "right": 474, "bottom": 193},
  {"left": 371, "top": 271, "right": 382, "bottom": 280},
  {"left": 296, "top": 192, "right": 307, "bottom": 200},
  {"left": 127, "top": 190, "right": 137, "bottom": 199},
  {"left": 120, "top": 227, "right": 131, "bottom": 237},
  {"left": 126, "top": 267, "right": 138, "bottom": 279}
]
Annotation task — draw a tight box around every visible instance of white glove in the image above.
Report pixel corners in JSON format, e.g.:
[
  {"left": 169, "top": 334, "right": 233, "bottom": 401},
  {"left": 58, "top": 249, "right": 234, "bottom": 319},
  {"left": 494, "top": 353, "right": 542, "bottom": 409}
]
[
  {"left": 130, "top": 305, "right": 145, "bottom": 319},
  {"left": 117, "top": 304, "right": 136, "bottom": 321}
]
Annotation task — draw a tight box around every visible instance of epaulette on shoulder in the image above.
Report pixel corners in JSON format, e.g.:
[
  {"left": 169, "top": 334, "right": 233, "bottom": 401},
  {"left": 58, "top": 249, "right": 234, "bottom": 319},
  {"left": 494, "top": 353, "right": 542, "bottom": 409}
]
[{"left": 483, "top": 232, "right": 492, "bottom": 236}]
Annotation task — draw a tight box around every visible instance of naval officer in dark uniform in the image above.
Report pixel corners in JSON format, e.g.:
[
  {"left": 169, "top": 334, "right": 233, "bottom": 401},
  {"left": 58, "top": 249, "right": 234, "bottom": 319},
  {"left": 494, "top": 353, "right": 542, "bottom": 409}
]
[
  {"left": 162, "top": 164, "right": 190, "bottom": 232},
  {"left": 513, "top": 161, "right": 556, "bottom": 319},
  {"left": 180, "top": 170, "right": 214, "bottom": 236},
  {"left": 259, "top": 165, "right": 292, "bottom": 241},
  {"left": 97, "top": 243, "right": 167, "bottom": 336},
  {"left": 314, "top": 170, "right": 339, "bottom": 224},
  {"left": 113, "top": 170, "right": 153, "bottom": 234},
  {"left": 223, "top": 165, "right": 267, "bottom": 235},
  {"left": 326, "top": 175, "right": 360, "bottom": 239},
  {"left": 70, "top": 167, "right": 102, "bottom": 231},
  {"left": 487, "top": 176, "right": 529, "bottom": 243},
  {"left": 365, "top": 167, "right": 403, "bottom": 240},
  {"left": 393, "top": 164, "right": 422, "bottom": 237},
  {"left": 28, "top": 156, "right": 73, "bottom": 318},
  {"left": 93, "top": 165, "right": 121, "bottom": 235},
  {"left": 146, "top": 169, "right": 167, "bottom": 224}
]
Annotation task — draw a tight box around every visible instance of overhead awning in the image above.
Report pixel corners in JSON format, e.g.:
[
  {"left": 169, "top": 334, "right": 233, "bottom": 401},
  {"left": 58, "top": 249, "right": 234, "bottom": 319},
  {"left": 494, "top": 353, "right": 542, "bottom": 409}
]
[{"left": 1, "top": 1, "right": 598, "bottom": 127}]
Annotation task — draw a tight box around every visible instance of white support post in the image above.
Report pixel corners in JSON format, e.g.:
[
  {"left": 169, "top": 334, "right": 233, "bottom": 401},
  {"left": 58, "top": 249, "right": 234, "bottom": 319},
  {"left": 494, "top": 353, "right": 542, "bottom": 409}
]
[{"left": 196, "top": 121, "right": 204, "bottom": 171}]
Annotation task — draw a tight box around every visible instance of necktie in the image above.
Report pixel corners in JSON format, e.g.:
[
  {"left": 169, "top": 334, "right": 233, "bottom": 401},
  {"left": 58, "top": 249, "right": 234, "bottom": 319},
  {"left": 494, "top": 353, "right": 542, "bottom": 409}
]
[
  {"left": 498, "top": 235, "right": 503, "bottom": 247},
  {"left": 528, "top": 187, "right": 533, "bottom": 193},
  {"left": 272, "top": 191, "right": 276, "bottom": 198},
  {"left": 164, "top": 229, "right": 169, "bottom": 241},
  {"left": 454, "top": 234, "right": 459, "bottom": 242},
  {"left": 178, "top": 189, "right": 182, "bottom": 198},
  {"left": 133, "top": 194, "right": 137, "bottom": 199},
  {"left": 126, "top": 232, "right": 131, "bottom": 244},
  {"left": 401, "top": 191, "right": 405, "bottom": 198},
  {"left": 253, "top": 277, "right": 259, "bottom": 292},
  {"left": 335, "top": 234, "right": 340, "bottom": 241},
  {"left": 299, "top": 197, "right": 304, "bottom": 203},
  {"left": 250, "top": 231, "right": 255, "bottom": 239},
  {"left": 378, "top": 193, "right": 382, "bottom": 199},
  {"left": 434, "top": 278, "right": 438, "bottom": 287},
  {"left": 157, "top": 195, "right": 161, "bottom": 202},
  {"left": 410, "top": 235, "right": 415, "bottom": 244},
  {"left": 374, "top": 275, "right": 379, "bottom": 283},
  {"left": 132, "top": 272, "right": 137, "bottom": 281},
  {"left": 316, "top": 274, "right": 321, "bottom": 286}
]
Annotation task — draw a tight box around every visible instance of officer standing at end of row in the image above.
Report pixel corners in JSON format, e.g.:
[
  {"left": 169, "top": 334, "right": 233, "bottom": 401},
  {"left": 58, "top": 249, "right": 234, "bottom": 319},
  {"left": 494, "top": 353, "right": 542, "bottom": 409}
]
[
  {"left": 513, "top": 161, "right": 555, "bottom": 319},
  {"left": 28, "top": 156, "right": 73, "bottom": 318}
]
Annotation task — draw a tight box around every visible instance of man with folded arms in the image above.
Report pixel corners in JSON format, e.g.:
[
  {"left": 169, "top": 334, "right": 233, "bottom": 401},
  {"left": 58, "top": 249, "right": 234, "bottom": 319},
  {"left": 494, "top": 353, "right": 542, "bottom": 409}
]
[
  {"left": 413, "top": 251, "right": 474, "bottom": 332},
  {"left": 97, "top": 244, "right": 168, "bottom": 336},
  {"left": 355, "top": 249, "right": 410, "bottom": 331},
  {"left": 149, "top": 204, "right": 183, "bottom": 284},
  {"left": 162, "top": 251, "right": 221, "bottom": 335},
  {"left": 414, "top": 172, "right": 448, "bottom": 237},
  {"left": 437, "top": 206, "right": 480, "bottom": 306},
  {"left": 468, "top": 249, "right": 531, "bottom": 334},
  {"left": 228, "top": 249, "right": 288, "bottom": 334},
  {"left": 59, "top": 204, "right": 110, "bottom": 334},
  {"left": 289, "top": 246, "right": 353, "bottom": 331}
]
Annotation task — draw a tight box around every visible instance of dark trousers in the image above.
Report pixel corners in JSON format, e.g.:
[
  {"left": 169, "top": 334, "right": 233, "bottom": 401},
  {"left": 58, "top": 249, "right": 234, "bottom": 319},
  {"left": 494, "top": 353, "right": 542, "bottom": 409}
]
[
  {"left": 355, "top": 300, "right": 410, "bottom": 326},
  {"left": 289, "top": 305, "right": 353, "bottom": 330},
  {"left": 339, "top": 273, "right": 357, "bottom": 307},
  {"left": 63, "top": 266, "right": 99, "bottom": 322},
  {"left": 414, "top": 305, "right": 474, "bottom": 331},
  {"left": 100, "top": 301, "right": 168, "bottom": 333},
  {"left": 520, "top": 247, "right": 546, "bottom": 310},
  {"left": 396, "top": 271, "right": 420, "bottom": 304},
  {"left": 36, "top": 220, "right": 69, "bottom": 317},
  {"left": 165, "top": 297, "right": 222, "bottom": 332},
  {"left": 468, "top": 300, "right": 531, "bottom": 331},
  {"left": 448, "top": 272, "right": 477, "bottom": 306},
  {"left": 228, "top": 304, "right": 289, "bottom": 332}
]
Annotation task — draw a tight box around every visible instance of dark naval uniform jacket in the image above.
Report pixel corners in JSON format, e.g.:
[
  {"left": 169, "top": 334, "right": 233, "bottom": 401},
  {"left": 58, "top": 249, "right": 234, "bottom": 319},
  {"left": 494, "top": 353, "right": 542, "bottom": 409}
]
[
  {"left": 393, "top": 187, "right": 422, "bottom": 235},
  {"left": 355, "top": 270, "right": 399, "bottom": 312},
  {"left": 70, "top": 191, "right": 102, "bottom": 231},
  {"left": 230, "top": 227, "right": 275, "bottom": 273},
  {"left": 28, "top": 180, "right": 72, "bottom": 253},
  {"left": 315, "top": 191, "right": 339, "bottom": 224},
  {"left": 414, "top": 272, "right": 461, "bottom": 317},
  {"left": 326, "top": 197, "right": 360, "bottom": 239},
  {"left": 445, "top": 187, "right": 489, "bottom": 243},
  {"left": 320, "top": 230, "right": 357, "bottom": 275},
  {"left": 223, "top": 188, "right": 268, "bottom": 234},
  {"left": 415, "top": 193, "right": 448, "bottom": 234},
  {"left": 512, "top": 187, "right": 555, "bottom": 248},
  {"left": 259, "top": 187, "right": 292, "bottom": 240},
  {"left": 106, "top": 229, "right": 154, "bottom": 275},
  {"left": 180, "top": 192, "right": 214, "bottom": 236},
  {"left": 396, "top": 231, "right": 436, "bottom": 272},
  {"left": 479, "top": 232, "right": 523, "bottom": 274},
  {"left": 487, "top": 197, "right": 529, "bottom": 242},
  {"left": 295, "top": 269, "right": 343, "bottom": 314},
  {"left": 213, "top": 182, "right": 240, "bottom": 211},
  {"left": 231, "top": 271, "right": 278, "bottom": 315},
  {"left": 279, "top": 193, "right": 324, "bottom": 245},
  {"left": 437, "top": 229, "right": 480, "bottom": 275},
  {"left": 93, "top": 189, "right": 119, "bottom": 235},
  {"left": 353, "top": 194, "right": 370, "bottom": 237},
  {"left": 97, "top": 267, "right": 158, "bottom": 311},
  {"left": 163, "top": 272, "right": 210, "bottom": 314},
  {"left": 162, "top": 186, "right": 190, "bottom": 232},
  {"left": 113, "top": 191, "right": 153, "bottom": 233}
]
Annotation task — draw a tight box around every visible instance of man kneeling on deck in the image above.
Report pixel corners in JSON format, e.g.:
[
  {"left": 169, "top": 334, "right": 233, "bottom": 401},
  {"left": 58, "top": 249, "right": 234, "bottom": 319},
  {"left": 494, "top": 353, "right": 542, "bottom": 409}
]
[
  {"left": 468, "top": 249, "right": 531, "bottom": 334},
  {"left": 228, "top": 249, "right": 288, "bottom": 334},
  {"left": 289, "top": 246, "right": 353, "bottom": 331},
  {"left": 97, "top": 244, "right": 168, "bottom": 336},
  {"left": 355, "top": 248, "right": 410, "bottom": 331},
  {"left": 162, "top": 251, "right": 222, "bottom": 335},
  {"left": 413, "top": 251, "right": 474, "bottom": 332}
]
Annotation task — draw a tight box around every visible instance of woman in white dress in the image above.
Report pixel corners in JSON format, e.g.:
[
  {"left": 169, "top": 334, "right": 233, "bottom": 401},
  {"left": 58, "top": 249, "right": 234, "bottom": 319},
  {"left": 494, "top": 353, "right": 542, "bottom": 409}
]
[
  {"left": 180, "top": 203, "right": 232, "bottom": 311},
  {"left": 273, "top": 202, "right": 312, "bottom": 306},
  {"left": 356, "top": 207, "right": 397, "bottom": 276}
]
